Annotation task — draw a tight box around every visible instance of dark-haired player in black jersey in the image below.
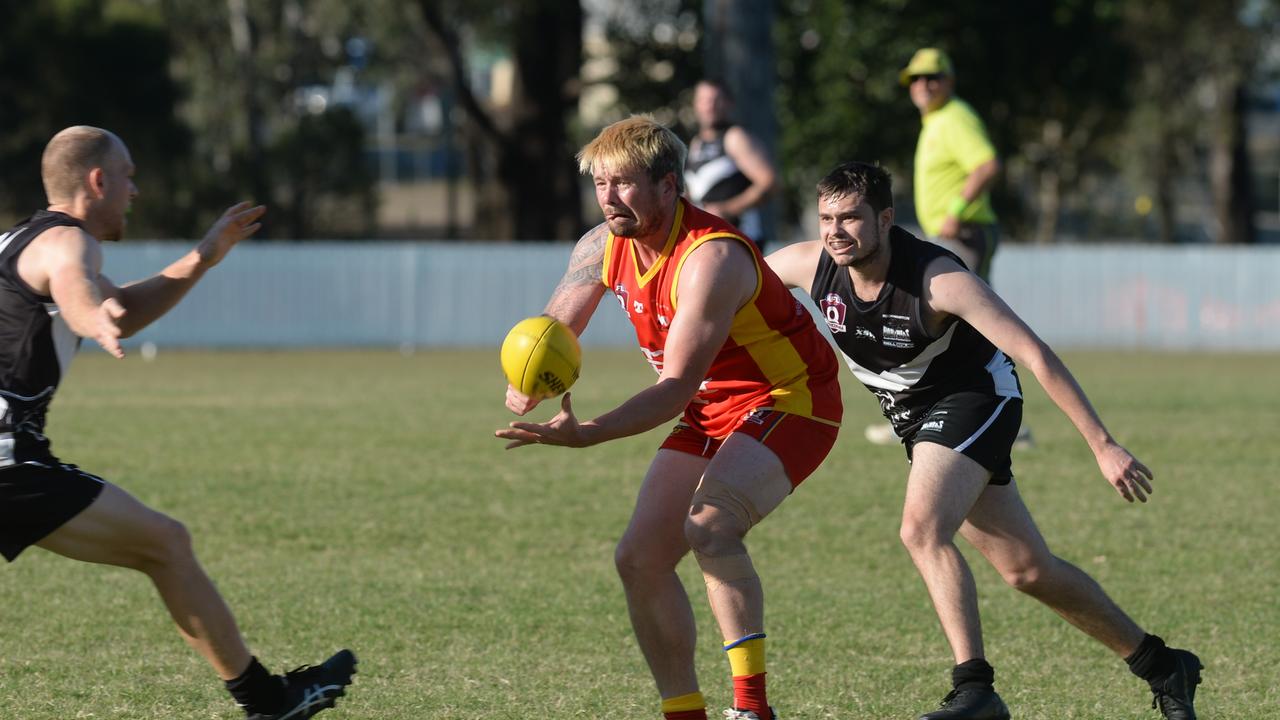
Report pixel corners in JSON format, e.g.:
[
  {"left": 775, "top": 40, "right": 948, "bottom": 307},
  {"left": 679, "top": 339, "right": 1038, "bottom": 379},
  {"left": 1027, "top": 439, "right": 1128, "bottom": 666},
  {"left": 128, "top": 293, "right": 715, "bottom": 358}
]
[
  {"left": 766, "top": 161, "right": 1201, "bottom": 720},
  {"left": 0, "top": 126, "right": 355, "bottom": 719}
]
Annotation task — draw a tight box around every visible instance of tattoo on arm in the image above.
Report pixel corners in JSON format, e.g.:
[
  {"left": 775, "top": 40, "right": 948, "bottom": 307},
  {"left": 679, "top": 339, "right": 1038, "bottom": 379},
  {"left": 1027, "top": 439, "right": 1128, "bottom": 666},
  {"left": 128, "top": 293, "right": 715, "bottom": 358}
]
[
  {"left": 544, "top": 223, "right": 608, "bottom": 324},
  {"left": 554, "top": 223, "right": 607, "bottom": 291}
]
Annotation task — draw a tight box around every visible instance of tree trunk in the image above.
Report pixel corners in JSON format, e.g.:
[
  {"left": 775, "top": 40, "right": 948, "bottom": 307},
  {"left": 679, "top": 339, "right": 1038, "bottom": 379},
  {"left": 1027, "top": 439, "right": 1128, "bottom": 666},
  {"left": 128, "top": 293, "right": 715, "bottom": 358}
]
[
  {"left": 227, "top": 0, "right": 271, "bottom": 233},
  {"left": 1033, "top": 120, "right": 1062, "bottom": 244},
  {"left": 703, "top": 0, "right": 778, "bottom": 245},
  {"left": 505, "top": 1, "right": 583, "bottom": 241},
  {"left": 418, "top": 0, "right": 582, "bottom": 241},
  {"left": 1154, "top": 138, "right": 1176, "bottom": 244},
  {"left": 1209, "top": 78, "right": 1255, "bottom": 244}
]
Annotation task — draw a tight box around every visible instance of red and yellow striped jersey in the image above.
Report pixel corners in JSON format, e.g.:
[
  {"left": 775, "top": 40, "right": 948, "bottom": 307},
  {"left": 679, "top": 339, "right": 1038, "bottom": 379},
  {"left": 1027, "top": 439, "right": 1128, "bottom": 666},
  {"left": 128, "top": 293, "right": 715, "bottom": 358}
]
[{"left": 601, "top": 199, "right": 842, "bottom": 438}]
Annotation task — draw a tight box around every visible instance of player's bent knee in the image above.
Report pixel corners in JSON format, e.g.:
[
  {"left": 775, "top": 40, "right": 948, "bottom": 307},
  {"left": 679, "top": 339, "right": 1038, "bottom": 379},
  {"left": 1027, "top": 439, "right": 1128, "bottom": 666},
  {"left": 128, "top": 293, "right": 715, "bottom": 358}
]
[
  {"left": 899, "top": 519, "right": 943, "bottom": 553},
  {"left": 688, "top": 477, "right": 759, "bottom": 542},
  {"left": 613, "top": 536, "right": 681, "bottom": 581},
  {"left": 133, "top": 514, "right": 196, "bottom": 569},
  {"left": 1001, "top": 559, "right": 1050, "bottom": 593}
]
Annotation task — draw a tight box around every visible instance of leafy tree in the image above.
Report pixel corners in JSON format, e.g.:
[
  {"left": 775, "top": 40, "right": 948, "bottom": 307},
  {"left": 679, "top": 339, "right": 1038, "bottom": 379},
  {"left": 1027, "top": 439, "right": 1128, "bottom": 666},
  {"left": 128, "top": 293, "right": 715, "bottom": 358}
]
[
  {"left": 158, "top": 0, "right": 382, "bottom": 239},
  {"left": 1119, "top": 0, "right": 1273, "bottom": 243},
  {"left": 417, "top": 0, "right": 584, "bottom": 241},
  {"left": 594, "top": 0, "right": 705, "bottom": 131},
  {"left": 0, "top": 0, "right": 191, "bottom": 236},
  {"left": 774, "top": 0, "right": 1135, "bottom": 243}
]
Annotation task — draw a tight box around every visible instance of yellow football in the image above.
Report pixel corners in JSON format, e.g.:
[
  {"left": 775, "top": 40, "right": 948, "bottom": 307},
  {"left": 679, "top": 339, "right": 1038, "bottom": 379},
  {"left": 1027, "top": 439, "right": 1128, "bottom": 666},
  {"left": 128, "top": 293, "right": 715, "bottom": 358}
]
[{"left": 500, "top": 316, "right": 581, "bottom": 399}]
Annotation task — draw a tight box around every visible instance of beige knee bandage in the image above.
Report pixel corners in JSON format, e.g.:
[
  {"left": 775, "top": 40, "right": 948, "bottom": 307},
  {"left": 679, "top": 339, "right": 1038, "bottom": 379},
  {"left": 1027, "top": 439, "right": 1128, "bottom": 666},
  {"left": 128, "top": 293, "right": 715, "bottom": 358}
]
[
  {"left": 693, "top": 550, "right": 758, "bottom": 592},
  {"left": 691, "top": 475, "right": 781, "bottom": 530}
]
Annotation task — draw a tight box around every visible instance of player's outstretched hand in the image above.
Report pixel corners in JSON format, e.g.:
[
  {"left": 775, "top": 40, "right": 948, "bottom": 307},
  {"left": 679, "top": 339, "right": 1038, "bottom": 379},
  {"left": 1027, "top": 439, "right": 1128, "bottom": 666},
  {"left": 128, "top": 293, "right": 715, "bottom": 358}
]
[
  {"left": 1096, "top": 441, "right": 1153, "bottom": 503},
  {"left": 95, "top": 297, "right": 126, "bottom": 359},
  {"left": 196, "top": 202, "right": 266, "bottom": 268},
  {"left": 496, "top": 393, "right": 586, "bottom": 449}
]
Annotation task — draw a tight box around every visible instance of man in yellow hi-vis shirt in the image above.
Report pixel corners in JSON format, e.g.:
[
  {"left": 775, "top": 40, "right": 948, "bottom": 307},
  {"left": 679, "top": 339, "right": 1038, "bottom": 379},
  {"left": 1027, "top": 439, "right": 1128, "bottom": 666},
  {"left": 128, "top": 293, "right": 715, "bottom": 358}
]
[
  {"left": 866, "top": 48, "right": 1033, "bottom": 449},
  {"left": 903, "top": 48, "right": 1001, "bottom": 280}
]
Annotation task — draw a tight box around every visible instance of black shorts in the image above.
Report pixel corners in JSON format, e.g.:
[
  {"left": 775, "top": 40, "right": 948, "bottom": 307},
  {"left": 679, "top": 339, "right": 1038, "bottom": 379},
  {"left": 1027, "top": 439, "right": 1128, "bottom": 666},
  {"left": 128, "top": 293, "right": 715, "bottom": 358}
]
[
  {"left": 0, "top": 461, "right": 105, "bottom": 562},
  {"left": 955, "top": 223, "right": 999, "bottom": 282},
  {"left": 902, "top": 392, "right": 1022, "bottom": 485}
]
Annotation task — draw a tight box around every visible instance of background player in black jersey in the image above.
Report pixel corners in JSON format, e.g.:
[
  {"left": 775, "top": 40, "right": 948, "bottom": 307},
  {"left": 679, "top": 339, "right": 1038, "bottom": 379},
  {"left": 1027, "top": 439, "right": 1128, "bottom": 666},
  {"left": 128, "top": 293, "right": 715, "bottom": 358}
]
[
  {"left": 766, "top": 162, "right": 1201, "bottom": 720},
  {"left": 684, "top": 79, "right": 777, "bottom": 248},
  {"left": 0, "top": 126, "right": 355, "bottom": 719}
]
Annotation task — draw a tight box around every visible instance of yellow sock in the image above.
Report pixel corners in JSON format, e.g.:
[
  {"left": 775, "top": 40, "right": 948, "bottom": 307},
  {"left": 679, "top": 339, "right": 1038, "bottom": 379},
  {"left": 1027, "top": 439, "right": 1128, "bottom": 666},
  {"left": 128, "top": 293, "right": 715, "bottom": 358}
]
[
  {"left": 724, "top": 635, "right": 767, "bottom": 676},
  {"left": 661, "top": 691, "right": 706, "bottom": 714}
]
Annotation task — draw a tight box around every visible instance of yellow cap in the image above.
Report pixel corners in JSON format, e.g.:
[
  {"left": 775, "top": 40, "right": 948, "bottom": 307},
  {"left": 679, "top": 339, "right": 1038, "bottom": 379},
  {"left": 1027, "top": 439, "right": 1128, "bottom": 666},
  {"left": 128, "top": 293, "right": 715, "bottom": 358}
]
[{"left": 899, "top": 48, "right": 954, "bottom": 86}]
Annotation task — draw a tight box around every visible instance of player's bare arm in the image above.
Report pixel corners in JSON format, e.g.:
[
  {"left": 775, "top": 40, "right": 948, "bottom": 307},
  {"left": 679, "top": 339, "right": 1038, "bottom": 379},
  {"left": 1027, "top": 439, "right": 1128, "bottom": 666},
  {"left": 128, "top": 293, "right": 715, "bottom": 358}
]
[
  {"left": 504, "top": 224, "right": 610, "bottom": 417},
  {"left": 499, "top": 240, "right": 754, "bottom": 449},
  {"left": 113, "top": 202, "right": 265, "bottom": 336},
  {"left": 764, "top": 240, "right": 823, "bottom": 294},
  {"left": 711, "top": 127, "right": 776, "bottom": 218},
  {"left": 543, "top": 222, "right": 609, "bottom": 336},
  {"left": 23, "top": 225, "right": 127, "bottom": 358},
  {"left": 923, "top": 257, "right": 1153, "bottom": 502}
]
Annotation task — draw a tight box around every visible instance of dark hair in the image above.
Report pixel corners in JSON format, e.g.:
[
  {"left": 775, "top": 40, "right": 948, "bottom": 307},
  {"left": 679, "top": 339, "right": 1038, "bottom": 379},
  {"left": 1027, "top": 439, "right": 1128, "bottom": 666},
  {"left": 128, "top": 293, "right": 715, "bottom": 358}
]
[
  {"left": 696, "top": 77, "right": 734, "bottom": 102},
  {"left": 816, "top": 161, "right": 893, "bottom": 214}
]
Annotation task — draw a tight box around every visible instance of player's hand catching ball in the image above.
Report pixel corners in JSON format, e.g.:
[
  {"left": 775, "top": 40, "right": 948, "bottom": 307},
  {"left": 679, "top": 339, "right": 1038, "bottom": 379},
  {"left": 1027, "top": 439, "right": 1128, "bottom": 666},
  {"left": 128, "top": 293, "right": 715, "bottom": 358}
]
[{"left": 496, "top": 393, "right": 590, "bottom": 449}]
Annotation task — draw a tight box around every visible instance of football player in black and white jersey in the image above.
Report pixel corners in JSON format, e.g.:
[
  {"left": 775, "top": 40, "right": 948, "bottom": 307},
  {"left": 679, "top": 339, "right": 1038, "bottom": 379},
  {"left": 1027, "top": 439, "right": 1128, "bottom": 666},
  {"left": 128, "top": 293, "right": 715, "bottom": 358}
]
[
  {"left": 684, "top": 79, "right": 776, "bottom": 247},
  {"left": 766, "top": 162, "right": 1201, "bottom": 720},
  {"left": 0, "top": 126, "right": 355, "bottom": 720}
]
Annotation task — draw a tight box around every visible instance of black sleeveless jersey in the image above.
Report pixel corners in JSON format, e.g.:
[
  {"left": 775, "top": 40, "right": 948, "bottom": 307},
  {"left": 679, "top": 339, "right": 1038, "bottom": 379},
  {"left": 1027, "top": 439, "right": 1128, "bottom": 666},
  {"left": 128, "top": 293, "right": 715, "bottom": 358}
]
[
  {"left": 810, "top": 226, "right": 1021, "bottom": 434},
  {"left": 685, "top": 127, "right": 762, "bottom": 241},
  {"left": 0, "top": 210, "right": 84, "bottom": 465}
]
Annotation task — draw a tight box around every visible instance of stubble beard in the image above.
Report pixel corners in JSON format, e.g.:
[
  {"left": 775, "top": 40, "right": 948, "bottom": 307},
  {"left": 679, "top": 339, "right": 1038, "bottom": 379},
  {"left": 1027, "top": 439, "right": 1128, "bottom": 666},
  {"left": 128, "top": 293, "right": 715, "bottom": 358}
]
[{"left": 831, "top": 223, "right": 882, "bottom": 269}]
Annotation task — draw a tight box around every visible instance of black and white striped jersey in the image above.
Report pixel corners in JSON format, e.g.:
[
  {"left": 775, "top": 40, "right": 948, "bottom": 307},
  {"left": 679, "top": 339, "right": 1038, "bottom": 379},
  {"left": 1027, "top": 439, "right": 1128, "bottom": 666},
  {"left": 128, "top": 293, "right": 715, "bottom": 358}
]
[
  {"left": 0, "top": 210, "right": 84, "bottom": 466},
  {"left": 684, "top": 127, "right": 762, "bottom": 242},
  {"left": 810, "top": 226, "right": 1021, "bottom": 435}
]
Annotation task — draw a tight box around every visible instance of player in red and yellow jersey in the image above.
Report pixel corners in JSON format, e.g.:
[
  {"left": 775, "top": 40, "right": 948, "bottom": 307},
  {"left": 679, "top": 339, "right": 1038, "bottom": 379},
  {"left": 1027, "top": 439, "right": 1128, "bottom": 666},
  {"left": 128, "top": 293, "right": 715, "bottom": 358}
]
[{"left": 496, "top": 116, "right": 842, "bottom": 720}]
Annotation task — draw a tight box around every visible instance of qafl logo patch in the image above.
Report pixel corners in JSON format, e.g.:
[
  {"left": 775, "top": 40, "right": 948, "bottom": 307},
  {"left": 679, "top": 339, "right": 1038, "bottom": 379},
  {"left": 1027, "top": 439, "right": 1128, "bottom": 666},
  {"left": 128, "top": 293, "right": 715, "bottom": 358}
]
[{"left": 819, "top": 292, "right": 848, "bottom": 333}]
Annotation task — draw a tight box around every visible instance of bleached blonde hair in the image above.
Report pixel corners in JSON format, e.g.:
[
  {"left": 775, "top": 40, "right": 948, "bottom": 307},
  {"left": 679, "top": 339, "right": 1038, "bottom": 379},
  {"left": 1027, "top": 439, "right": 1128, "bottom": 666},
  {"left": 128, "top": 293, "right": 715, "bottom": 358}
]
[{"left": 576, "top": 115, "right": 686, "bottom": 194}]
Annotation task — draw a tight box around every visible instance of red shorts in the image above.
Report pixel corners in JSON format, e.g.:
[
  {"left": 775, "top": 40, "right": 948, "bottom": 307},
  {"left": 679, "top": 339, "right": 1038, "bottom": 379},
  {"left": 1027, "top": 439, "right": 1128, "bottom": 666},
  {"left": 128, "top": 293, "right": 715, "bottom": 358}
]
[{"left": 660, "top": 408, "right": 840, "bottom": 486}]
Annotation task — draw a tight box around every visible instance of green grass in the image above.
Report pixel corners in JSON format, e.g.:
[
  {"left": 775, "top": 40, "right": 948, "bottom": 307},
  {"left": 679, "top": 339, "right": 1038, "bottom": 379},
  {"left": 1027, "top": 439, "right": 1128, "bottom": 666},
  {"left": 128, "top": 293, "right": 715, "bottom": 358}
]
[{"left": 1, "top": 349, "right": 1276, "bottom": 719}]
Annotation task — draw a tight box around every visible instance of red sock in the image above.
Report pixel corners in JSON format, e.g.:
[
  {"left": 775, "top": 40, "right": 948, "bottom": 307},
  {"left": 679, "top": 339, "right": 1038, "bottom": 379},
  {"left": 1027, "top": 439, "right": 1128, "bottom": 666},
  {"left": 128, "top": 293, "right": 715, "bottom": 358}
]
[
  {"left": 732, "top": 672, "right": 771, "bottom": 720},
  {"left": 664, "top": 710, "right": 708, "bottom": 720}
]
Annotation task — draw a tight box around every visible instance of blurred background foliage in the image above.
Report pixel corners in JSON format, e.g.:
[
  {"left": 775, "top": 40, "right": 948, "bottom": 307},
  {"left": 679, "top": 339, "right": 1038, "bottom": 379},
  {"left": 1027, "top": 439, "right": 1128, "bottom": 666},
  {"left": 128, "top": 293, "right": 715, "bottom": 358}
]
[{"left": 1, "top": 0, "right": 1276, "bottom": 243}]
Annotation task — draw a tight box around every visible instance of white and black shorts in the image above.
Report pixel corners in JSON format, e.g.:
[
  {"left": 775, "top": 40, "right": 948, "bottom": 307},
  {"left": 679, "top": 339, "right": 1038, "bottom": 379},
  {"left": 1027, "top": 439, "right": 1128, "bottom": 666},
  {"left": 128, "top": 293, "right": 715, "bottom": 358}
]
[
  {"left": 0, "top": 460, "right": 105, "bottom": 562},
  {"left": 903, "top": 391, "right": 1022, "bottom": 485}
]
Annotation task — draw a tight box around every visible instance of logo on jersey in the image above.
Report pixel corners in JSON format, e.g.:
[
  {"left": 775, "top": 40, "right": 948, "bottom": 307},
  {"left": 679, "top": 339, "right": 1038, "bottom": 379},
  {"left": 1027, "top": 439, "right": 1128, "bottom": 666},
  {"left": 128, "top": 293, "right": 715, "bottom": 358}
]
[
  {"left": 633, "top": 300, "right": 645, "bottom": 315},
  {"left": 614, "top": 284, "right": 629, "bottom": 314},
  {"left": 882, "top": 321, "right": 914, "bottom": 349},
  {"left": 921, "top": 420, "right": 944, "bottom": 432},
  {"left": 872, "top": 388, "right": 912, "bottom": 425},
  {"left": 742, "top": 408, "right": 774, "bottom": 425},
  {"left": 640, "top": 347, "right": 664, "bottom": 374},
  {"left": 819, "top": 293, "right": 847, "bottom": 333},
  {"left": 657, "top": 314, "right": 669, "bottom": 327},
  {"left": 853, "top": 326, "right": 876, "bottom": 342}
]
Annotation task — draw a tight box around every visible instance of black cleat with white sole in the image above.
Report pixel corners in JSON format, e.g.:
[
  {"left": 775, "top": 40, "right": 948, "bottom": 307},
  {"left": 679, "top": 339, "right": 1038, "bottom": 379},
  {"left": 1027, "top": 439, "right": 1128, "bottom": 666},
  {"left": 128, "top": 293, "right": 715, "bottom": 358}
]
[{"left": 246, "top": 649, "right": 357, "bottom": 720}]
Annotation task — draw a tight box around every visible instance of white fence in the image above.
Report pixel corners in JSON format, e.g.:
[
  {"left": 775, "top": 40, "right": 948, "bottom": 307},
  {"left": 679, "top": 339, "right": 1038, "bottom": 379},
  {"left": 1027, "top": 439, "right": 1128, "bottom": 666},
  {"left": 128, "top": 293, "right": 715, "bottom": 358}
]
[{"left": 101, "top": 242, "right": 1280, "bottom": 351}]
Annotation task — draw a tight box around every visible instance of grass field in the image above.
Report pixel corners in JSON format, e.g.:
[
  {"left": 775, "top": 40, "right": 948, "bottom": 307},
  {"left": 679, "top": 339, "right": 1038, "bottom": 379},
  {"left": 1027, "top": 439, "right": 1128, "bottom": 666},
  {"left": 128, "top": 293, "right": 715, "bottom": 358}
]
[{"left": 0, "top": 349, "right": 1276, "bottom": 719}]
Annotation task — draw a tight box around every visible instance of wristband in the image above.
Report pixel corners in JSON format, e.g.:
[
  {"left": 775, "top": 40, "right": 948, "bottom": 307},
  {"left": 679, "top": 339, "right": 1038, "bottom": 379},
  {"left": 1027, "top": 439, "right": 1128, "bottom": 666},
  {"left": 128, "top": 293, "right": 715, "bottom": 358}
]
[{"left": 947, "top": 196, "right": 969, "bottom": 217}]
